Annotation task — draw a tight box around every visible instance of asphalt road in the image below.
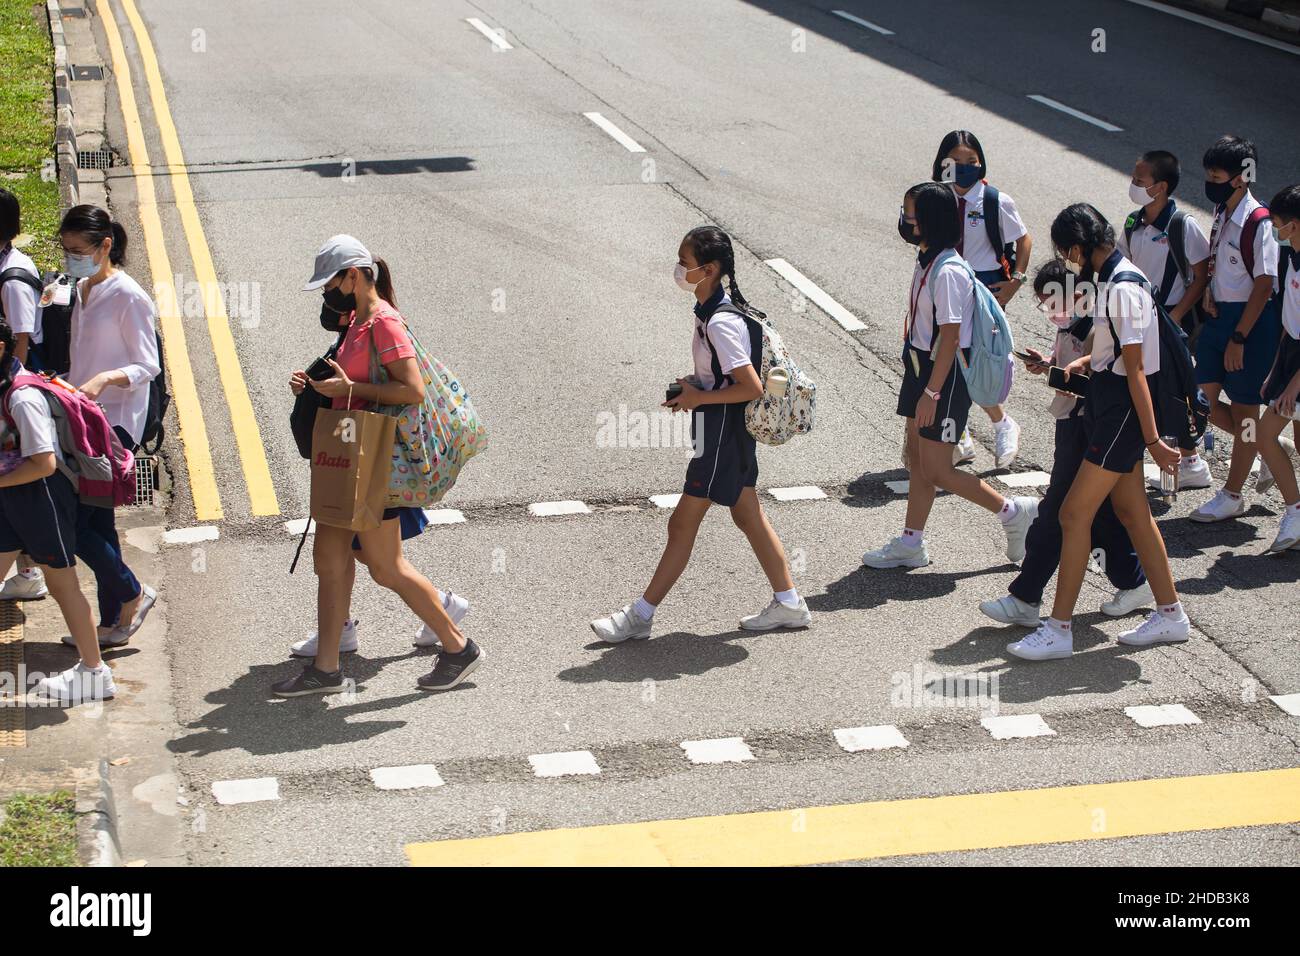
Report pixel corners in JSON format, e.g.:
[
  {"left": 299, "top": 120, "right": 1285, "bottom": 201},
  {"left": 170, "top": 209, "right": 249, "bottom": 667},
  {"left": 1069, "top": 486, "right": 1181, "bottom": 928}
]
[{"left": 86, "top": 0, "right": 1300, "bottom": 864}]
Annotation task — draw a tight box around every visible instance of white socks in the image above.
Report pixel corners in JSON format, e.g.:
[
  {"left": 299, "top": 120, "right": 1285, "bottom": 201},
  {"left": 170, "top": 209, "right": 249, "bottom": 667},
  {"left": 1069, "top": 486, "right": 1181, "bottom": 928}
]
[
  {"left": 632, "top": 597, "right": 656, "bottom": 622},
  {"left": 1158, "top": 601, "right": 1186, "bottom": 620},
  {"left": 902, "top": 527, "right": 924, "bottom": 545},
  {"left": 997, "top": 498, "right": 1019, "bottom": 524},
  {"left": 774, "top": 588, "right": 800, "bottom": 608},
  {"left": 1047, "top": 617, "right": 1071, "bottom": 634},
  {"left": 16, "top": 567, "right": 40, "bottom": 580},
  {"left": 993, "top": 417, "right": 1014, "bottom": 434}
]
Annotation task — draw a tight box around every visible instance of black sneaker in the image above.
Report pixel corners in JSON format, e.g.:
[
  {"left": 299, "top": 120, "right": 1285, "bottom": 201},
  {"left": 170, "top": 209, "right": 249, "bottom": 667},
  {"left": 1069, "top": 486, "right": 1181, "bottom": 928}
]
[
  {"left": 272, "top": 664, "right": 347, "bottom": 698},
  {"left": 417, "top": 639, "right": 483, "bottom": 692}
]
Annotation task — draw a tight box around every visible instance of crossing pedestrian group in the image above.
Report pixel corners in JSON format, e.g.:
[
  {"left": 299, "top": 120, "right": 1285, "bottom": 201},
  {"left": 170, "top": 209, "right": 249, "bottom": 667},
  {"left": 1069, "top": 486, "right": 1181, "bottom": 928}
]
[{"left": 0, "top": 127, "right": 1297, "bottom": 704}]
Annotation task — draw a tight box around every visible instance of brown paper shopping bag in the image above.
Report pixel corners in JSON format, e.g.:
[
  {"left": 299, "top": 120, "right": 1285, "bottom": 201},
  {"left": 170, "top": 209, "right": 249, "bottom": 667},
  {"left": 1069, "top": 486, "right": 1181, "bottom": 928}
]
[{"left": 309, "top": 406, "right": 397, "bottom": 532}]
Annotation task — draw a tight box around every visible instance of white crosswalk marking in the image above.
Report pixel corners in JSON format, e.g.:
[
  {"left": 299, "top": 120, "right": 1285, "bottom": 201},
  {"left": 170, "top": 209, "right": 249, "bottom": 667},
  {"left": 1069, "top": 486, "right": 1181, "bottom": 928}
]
[
  {"left": 834, "top": 725, "right": 909, "bottom": 752},
  {"left": 1125, "top": 704, "right": 1201, "bottom": 728},
  {"left": 681, "top": 737, "right": 755, "bottom": 764},
  {"left": 529, "top": 751, "right": 601, "bottom": 777},
  {"left": 211, "top": 778, "right": 279, "bottom": 805},
  {"left": 981, "top": 714, "right": 1056, "bottom": 740}
]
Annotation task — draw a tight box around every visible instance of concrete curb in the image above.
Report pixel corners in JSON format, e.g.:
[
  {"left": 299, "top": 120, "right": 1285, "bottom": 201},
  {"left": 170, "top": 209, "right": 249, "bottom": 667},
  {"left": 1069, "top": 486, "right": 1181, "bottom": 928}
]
[
  {"left": 1172, "top": 0, "right": 1300, "bottom": 37},
  {"left": 75, "top": 759, "right": 122, "bottom": 867},
  {"left": 46, "top": 0, "right": 81, "bottom": 209}
]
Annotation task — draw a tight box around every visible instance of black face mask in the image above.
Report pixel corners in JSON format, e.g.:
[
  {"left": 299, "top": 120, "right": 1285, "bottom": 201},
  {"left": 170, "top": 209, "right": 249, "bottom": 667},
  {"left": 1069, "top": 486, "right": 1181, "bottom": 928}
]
[
  {"left": 898, "top": 215, "right": 921, "bottom": 246},
  {"left": 322, "top": 282, "right": 356, "bottom": 316},
  {"left": 319, "top": 302, "right": 346, "bottom": 331},
  {"left": 1204, "top": 179, "right": 1236, "bottom": 206}
]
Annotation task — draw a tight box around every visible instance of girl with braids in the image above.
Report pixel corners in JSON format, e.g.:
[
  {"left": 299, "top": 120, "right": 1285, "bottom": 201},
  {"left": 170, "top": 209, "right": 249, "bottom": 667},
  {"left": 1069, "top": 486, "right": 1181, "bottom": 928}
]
[{"left": 590, "top": 226, "right": 811, "bottom": 642}]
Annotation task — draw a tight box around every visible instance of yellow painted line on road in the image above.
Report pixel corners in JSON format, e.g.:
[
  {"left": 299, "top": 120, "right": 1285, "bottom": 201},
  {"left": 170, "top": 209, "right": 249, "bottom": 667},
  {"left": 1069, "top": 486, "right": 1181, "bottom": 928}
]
[
  {"left": 117, "top": 0, "right": 280, "bottom": 517},
  {"left": 406, "top": 767, "right": 1300, "bottom": 866},
  {"left": 95, "top": 0, "right": 222, "bottom": 520}
]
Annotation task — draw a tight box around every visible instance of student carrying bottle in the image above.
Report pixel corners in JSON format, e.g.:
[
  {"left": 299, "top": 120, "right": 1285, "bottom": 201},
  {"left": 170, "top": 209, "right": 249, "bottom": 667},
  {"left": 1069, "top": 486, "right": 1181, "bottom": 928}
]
[
  {"left": 930, "top": 131, "right": 1031, "bottom": 469},
  {"left": 1189, "top": 136, "right": 1283, "bottom": 524},
  {"left": 1116, "top": 150, "right": 1214, "bottom": 493},
  {"left": 278, "top": 235, "right": 482, "bottom": 697},
  {"left": 1257, "top": 184, "right": 1300, "bottom": 553},
  {"left": 865, "top": 183, "right": 1038, "bottom": 571},
  {"left": 1007, "top": 204, "right": 1188, "bottom": 662},
  {"left": 589, "top": 226, "right": 811, "bottom": 643},
  {"left": 980, "top": 260, "right": 1150, "bottom": 629}
]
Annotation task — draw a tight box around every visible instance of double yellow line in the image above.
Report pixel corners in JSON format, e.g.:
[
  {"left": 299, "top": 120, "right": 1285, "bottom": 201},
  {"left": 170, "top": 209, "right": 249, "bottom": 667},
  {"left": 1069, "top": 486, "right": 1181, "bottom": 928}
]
[{"left": 96, "top": 0, "right": 279, "bottom": 520}]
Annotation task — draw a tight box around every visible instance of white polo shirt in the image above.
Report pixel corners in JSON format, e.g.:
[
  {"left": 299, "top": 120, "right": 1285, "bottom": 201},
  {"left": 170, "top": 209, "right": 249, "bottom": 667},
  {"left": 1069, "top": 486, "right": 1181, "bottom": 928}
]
[
  {"left": 0, "top": 245, "right": 42, "bottom": 344},
  {"left": 1091, "top": 255, "right": 1161, "bottom": 377},
  {"left": 1281, "top": 251, "right": 1300, "bottom": 340},
  {"left": 907, "top": 251, "right": 975, "bottom": 352},
  {"left": 1209, "top": 191, "right": 1279, "bottom": 303},
  {"left": 1116, "top": 204, "right": 1210, "bottom": 307},
  {"left": 951, "top": 180, "right": 1028, "bottom": 274},
  {"left": 692, "top": 293, "right": 753, "bottom": 390},
  {"left": 68, "top": 270, "right": 160, "bottom": 444}
]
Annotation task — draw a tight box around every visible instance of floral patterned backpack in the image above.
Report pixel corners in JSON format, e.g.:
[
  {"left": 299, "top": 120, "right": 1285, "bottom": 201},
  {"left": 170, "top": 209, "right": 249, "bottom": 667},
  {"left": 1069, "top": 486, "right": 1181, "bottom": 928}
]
[
  {"left": 369, "top": 319, "right": 487, "bottom": 507},
  {"left": 707, "top": 305, "right": 816, "bottom": 446}
]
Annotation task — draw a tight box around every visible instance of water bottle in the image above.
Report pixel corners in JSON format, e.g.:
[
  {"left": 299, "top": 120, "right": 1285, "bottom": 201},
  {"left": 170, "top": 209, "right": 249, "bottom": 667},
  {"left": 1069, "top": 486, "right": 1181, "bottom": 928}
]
[
  {"left": 765, "top": 367, "right": 789, "bottom": 399},
  {"left": 1203, "top": 428, "right": 1215, "bottom": 461},
  {"left": 1160, "top": 435, "right": 1178, "bottom": 503}
]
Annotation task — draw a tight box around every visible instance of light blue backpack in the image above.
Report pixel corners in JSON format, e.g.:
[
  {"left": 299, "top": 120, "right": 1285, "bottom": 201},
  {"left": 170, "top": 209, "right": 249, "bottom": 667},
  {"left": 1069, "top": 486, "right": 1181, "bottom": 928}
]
[{"left": 935, "top": 250, "right": 1015, "bottom": 407}]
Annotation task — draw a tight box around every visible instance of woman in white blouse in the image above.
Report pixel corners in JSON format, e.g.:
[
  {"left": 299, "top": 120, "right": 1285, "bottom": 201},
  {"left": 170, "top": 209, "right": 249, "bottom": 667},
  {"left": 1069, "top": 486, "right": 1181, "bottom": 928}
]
[{"left": 59, "top": 205, "right": 158, "bottom": 644}]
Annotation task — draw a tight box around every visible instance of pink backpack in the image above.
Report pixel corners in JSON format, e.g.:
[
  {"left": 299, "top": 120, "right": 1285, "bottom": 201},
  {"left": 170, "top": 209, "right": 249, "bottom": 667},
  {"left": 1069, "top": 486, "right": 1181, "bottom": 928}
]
[{"left": 3, "top": 371, "right": 136, "bottom": 508}]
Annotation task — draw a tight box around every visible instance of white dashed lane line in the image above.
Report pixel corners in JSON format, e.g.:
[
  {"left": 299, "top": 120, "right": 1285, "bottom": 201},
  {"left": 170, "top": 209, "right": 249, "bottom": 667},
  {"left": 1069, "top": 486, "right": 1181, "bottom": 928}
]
[
  {"left": 981, "top": 714, "right": 1056, "bottom": 740},
  {"left": 1026, "top": 94, "right": 1123, "bottom": 133},
  {"left": 768, "top": 485, "right": 828, "bottom": 501},
  {"left": 528, "top": 500, "right": 592, "bottom": 517},
  {"left": 764, "top": 258, "right": 867, "bottom": 333},
  {"left": 529, "top": 750, "right": 602, "bottom": 778},
  {"left": 211, "top": 778, "right": 280, "bottom": 806},
  {"left": 834, "top": 725, "right": 909, "bottom": 752},
  {"left": 649, "top": 493, "right": 682, "bottom": 509},
  {"left": 1125, "top": 703, "right": 1202, "bottom": 728},
  {"left": 465, "top": 17, "right": 513, "bottom": 50},
  {"left": 583, "top": 112, "right": 646, "bottom": 153},
  {"left": 424, "top": 509, "right": 466, "bottom": 525},
  {"left": 998, "top": 471, "right": 1052, "bottom": 488},
  {"left": 162, "top": 526, "right": 219, "bottom": 544},
  {"left": 1270, "top": 694, "right": 1300, "bottom": 717},
  {"left": 370, "top": 765, "right": 445, "bottom": 791},
  {"left": 681, "top": 737, "right": 756, "bottom": 765},
  {"left": 831, "top": 9, "right": 895, "bottom": 35}
]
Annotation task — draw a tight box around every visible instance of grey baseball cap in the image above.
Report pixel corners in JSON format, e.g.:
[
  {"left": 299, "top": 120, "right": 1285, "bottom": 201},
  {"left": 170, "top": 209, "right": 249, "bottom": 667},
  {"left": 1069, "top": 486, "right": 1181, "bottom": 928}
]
[{"left": 303, "top": 234, "right": 378, "bottom": 291}]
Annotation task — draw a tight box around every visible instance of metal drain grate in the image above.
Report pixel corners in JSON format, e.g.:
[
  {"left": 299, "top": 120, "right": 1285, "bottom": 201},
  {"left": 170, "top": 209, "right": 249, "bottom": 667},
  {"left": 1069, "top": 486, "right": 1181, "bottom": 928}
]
[
  {"left": 76, "top": 149, "right": 116, "bottom": 170},
  {"left": 0, "top": 601, "right": 25, "bottom": 748},
  {"left": 69, "top": 65, "right": 103, "bottom": 81},
  {"left": 133, "top": 455, "right": 157, "bottom": 507}
]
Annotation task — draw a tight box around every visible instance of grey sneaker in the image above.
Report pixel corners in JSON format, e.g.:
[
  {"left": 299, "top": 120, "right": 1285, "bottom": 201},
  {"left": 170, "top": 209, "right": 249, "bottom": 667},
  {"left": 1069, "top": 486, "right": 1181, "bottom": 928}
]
[
  {"left": 590, "top": 605, "right": 652, "bottom": 643},
  {"left": 417, "top": 639, "right": 483, "bottom": 692},
  {"left": 740, "top": 598, "right": 811, "bottom": 631}
]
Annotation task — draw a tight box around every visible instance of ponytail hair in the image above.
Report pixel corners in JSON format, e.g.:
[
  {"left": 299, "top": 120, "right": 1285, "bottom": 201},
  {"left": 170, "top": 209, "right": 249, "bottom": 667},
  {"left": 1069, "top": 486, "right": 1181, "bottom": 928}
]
[
  {"left": 60, "top": 204, "right": 127, "bottom": 266},
  {"left": 683, "top": 225, "right": 765, "bottom": 320},
  {"left": 371, "top": 257, "right": 396, "bottom": 309}
]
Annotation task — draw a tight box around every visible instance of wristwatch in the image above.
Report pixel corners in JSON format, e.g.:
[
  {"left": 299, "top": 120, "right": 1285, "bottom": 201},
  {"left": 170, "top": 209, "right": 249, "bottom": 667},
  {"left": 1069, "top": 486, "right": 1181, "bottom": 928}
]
[
  {"left": 1011, "top": 271, "right": 1028, "bottom": 283},
  {"left": 924, "top": 387, "right": 942, "bottom": 401},
  {"left": 1230, "top": 330, "right": 1247, "bottom": 345}
]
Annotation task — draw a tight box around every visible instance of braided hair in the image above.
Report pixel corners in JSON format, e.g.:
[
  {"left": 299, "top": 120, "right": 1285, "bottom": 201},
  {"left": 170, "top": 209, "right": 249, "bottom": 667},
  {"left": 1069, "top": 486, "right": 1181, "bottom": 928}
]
[{"left": 683, "top": 225, "right": 766, "bottom": 320}]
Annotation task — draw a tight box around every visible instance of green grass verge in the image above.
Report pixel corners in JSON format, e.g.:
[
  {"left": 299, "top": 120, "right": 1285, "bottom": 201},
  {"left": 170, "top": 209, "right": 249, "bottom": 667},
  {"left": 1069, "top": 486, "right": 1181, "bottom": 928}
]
[
  {"left": 0, "top": 791, "right": 79, "bottom": 867},
  {"left": 0, "top": 0, "right": 61, "bottom": 271}
]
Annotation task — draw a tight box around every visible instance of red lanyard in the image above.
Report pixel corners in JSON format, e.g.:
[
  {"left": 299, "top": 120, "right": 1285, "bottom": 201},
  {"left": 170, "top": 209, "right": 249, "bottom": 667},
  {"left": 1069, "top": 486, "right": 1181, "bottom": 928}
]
[{"left": 905, "top": 258, "right": 939, "bottom": 344}]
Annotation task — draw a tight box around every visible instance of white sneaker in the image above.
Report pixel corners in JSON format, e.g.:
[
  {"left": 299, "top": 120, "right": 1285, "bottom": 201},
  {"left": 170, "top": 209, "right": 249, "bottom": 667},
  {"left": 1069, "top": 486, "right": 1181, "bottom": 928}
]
[
  {"left": 993, "top": 416, "right": 1020, "bottom": 468},
  {"left": 590, "top": 605, "right": 652, "bottom": 643},
  {"left": 1149, "top": 457, "right": 1212, "bottom": 492},
  {"left": 0, "top": 569, "right": 47, "bottom": 601},
  {"left": 953, "top": 430, "right": 977, "bottom": 466},
  {"left": 1189, "top": 489, "right": 1247, "bottom": 523},
  {"left": 34, "top": 662, "right": 116, "bottom": 703},
  {"left": 290, "top": 619, "right": 360, "bottom": 658},
  {"left": 63, "top": 628, "right": 132, "bottom": 650},
  {"left": 1100, "top": 581, "right": 1153, "bottom": 617},
  {"left": 1007, "top": 623, "right": 1073, "bottom": 661},
  {"left": 1117, "top": 610, "right": 1190, "bottom": 646},
  {"left": 740, "top": 597, "right": 812, "bottom": 631},
  {"left": 1268, "top": 509, "right": 1300, "bottom": 553},
  {"left": 978, "top": 594, "right": 1040, "bottom": 627},
  {"left": 413, "top": 591, "right": 471, "bottom": 649},
  {"left": 1002, "top": 497, "right": 1038, "bottom": 564},
  {"left": 862, "top": 536, "right": 930, "bottom": 569},
  {"left": 1255, "top": 457, "right": 1276, "bottom": 495}
]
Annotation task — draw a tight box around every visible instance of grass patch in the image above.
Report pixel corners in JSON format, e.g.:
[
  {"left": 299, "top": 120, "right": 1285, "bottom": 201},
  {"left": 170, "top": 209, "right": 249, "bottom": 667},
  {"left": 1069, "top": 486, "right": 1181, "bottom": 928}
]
[
  {"left": 0, "top": 791, "right": 79, "bottom": 867},
  {"left": 0, "top": 0, "right": 61, "bottom": 271}
]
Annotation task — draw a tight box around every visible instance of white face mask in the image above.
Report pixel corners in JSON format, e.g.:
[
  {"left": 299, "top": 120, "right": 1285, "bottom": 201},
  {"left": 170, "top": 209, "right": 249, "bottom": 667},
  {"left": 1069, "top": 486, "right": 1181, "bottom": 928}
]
[
  {"left": 1129, "top": 181, "right": 1158, "bottom": 206},
  {"left": 65, "top": 251, "right": 99, "bottom": 278},
  {"left": 674, "top": 262, "right": 704, "bottom": 293},
  {"left": 1062, "top": 255, "right": 1084, "bottom": 276}
]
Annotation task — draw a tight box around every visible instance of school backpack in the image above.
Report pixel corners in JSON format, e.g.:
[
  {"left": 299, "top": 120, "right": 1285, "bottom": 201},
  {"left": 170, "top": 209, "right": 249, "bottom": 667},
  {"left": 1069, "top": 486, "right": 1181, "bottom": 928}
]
[
  {"left": 138, "top": 330, "right": 170, "bottom": 455},
  {"left": 1239, "top": 205, "right": 1273, "bottom": 279},
  {"left": 933, "top": 250, "right": 1015, "bottom": 407},
  {"left": 1123, "top": 206, "right": 1192, "bottom": 308},
  {"left": 706, "top": 305, "right": 816, "bottom": 446},
  {"left": 980, "top": 184, "right": 1018, "bottom": 278},
  {"left": 1107, "top": 271, "right": 1209, "bottom": 447},
  {"left": 369, "top": 319, "right": 487, "bottom": 507},
  {"left": 2, "top": 370, "right": 136, "bottom": 508}
]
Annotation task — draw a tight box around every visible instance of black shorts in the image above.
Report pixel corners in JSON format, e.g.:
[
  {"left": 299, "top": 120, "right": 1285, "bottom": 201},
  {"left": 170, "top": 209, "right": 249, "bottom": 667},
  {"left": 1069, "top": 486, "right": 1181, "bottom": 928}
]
[
  {"left": 0, "top": 471, "right": 78, "bottom": 568},
  {"left": 683, "top": 403, "right": 757, "bottom": 507},
  {"left": 896, "top": 345, "right": 972, "bottom": 444},
  {"left": 1263, "top": 332, "right": 1300, "bottom": 406},
  {"left": 1084, "top": 369, "right": 1156, "bottom": 474}
]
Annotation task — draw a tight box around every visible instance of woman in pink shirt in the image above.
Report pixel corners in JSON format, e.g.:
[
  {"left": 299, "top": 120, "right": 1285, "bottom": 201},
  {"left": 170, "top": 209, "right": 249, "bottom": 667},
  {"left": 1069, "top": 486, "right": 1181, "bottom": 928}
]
[{"left": 279, "top": 236, "right": 482, "bottom": 697}]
